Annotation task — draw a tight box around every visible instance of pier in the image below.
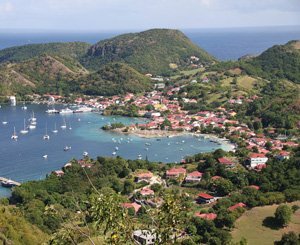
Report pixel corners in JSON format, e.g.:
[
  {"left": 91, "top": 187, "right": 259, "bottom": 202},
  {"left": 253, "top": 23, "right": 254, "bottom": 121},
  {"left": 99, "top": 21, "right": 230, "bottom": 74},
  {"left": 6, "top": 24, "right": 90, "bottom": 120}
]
[{"left": 0, "top": 177, "right": 21, "bottom": 186}]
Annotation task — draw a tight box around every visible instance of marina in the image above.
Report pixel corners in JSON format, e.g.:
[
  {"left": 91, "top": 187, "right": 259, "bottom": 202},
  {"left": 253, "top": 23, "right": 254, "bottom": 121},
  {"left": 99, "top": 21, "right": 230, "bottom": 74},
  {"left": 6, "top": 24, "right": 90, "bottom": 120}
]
[{"left": 0, "top": 104, "right": 233, "bottom": 197}]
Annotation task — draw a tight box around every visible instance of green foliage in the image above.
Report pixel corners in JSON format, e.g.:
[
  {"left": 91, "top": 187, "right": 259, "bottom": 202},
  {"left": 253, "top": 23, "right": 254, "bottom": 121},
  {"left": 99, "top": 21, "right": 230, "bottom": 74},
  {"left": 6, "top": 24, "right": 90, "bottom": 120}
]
[
  {"left": 275, "top": 205, "right": 293, "bottom": 227},
  {"left": 275, "top": 231, "right": 300, "bottom": 245},
  {"left": 82, "top": 29, "right": 216, "bottom": 75}
]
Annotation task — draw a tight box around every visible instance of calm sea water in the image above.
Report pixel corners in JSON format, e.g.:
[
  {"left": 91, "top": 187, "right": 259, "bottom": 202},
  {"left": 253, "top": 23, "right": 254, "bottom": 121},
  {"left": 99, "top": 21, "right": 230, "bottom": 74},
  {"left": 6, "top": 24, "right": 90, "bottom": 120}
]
[
  {"left": 0, "top": 104, "right": 229, "bottom": 197},
  {"left": 0, "top": 26, "right": 300, "bottom": 60}
]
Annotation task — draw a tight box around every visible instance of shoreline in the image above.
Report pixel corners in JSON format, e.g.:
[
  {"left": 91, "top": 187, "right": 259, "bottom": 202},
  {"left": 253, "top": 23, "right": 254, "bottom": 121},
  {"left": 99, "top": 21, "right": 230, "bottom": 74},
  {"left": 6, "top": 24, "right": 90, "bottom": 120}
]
[{"left": 107, "top": 127, "right": 236, "bottom": 151}]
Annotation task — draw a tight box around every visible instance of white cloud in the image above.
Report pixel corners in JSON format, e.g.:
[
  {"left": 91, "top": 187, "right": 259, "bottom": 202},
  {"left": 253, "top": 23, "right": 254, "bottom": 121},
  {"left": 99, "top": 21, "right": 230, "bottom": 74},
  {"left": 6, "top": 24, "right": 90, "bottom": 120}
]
[{"left": 0, "top": 1, "right": 13, "bottom": 13}]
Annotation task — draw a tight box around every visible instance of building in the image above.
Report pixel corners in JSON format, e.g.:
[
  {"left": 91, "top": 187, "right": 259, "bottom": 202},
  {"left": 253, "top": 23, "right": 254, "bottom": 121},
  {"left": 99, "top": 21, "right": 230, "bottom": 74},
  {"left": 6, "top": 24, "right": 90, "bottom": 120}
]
[
  {"left": 197, "top": 193, "right": 215, "bottom": 204},
  {"left": 132, "top": 230, "right": 157, "bottom": 245},
  {"left": 53, "top": 170, "right": 64, "bottom": 177},
  {"left": 139, "top": 187, "right": 154, "bottom": 197},
  {"left": 136, "top": 172, "right": 153, "bottom": 183},
  {"left": 185, "top": 171, "right": 203, "bottom": 182},
  {"left": 121, "top": 202, "right": 141, "bottom": 214},
  {"left": 248, "top": 153, "right": 268, "bottom": 168},
  {"left": 228, "top": 202, "right": 246, "bottom": 211},
  {"left": 218, "top": 157, "right": 235, "bottom": 168},
  {"left": 166, "top": 167, "right": 186, "bottom": 178},
  {"left": 276, "top": 151, "right": 290, "bottom": 161},
  {"left": 194, "top": 212, "right": 217, "bottom": 220}
]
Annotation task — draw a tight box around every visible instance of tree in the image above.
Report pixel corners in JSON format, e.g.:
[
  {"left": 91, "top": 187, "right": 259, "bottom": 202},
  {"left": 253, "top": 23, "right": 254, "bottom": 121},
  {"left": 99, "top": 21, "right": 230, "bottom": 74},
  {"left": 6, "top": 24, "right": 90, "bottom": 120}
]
[
  {"left": 275, "top": 205, "right": 292, "bottom": 227},
  {"left": 275, "top": 232, "right": 300, "bottom": 245}
]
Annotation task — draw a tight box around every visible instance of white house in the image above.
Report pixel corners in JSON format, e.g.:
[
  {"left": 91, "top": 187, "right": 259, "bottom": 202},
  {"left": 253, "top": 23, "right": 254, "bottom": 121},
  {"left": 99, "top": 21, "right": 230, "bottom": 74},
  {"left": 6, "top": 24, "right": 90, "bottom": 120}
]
[
  {"left": 132, "top": 230, "right": 157, "bottom": 245},
  {"left": 248, "top": 153, "right": 268, "bottom": 168}
]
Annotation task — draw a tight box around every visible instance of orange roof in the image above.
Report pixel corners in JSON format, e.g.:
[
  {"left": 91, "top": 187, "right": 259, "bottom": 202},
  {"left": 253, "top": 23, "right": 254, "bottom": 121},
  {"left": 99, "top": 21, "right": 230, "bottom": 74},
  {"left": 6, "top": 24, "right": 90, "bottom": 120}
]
[
  {"left": 211, "top": 176, "right": 221, "bottom": 180},
  {"left": 194, "top": 212, "right": 217, "bottom": 220},
  {"left": 198, "top": 192, "right": 214, "bottom": 199},
  {"left": 187, "top": 171, "right": 203, "bottom": 177},
  {"left": 140, "top": 187, "right": 154, "bottom": 196},
  {"left": 121, "top": 202, "right": 141, "bottom": 213},
  {"left": 166, "top": 167, "right": 186, "bottom": 176},
  {"left": 137, "top": 172, "right": 153, "bottom": 178},
  {"left": 228, "top": 202, "right": 246, "bottom": 211},
  {"left": 249, "top": 153, "right": 266, "bottom": 158},
  {"left": 248, "top": 185, "right": 260, "bottom": 190},
  {"left": 218, "top": 157, "right": 234, "bottom": 165}
]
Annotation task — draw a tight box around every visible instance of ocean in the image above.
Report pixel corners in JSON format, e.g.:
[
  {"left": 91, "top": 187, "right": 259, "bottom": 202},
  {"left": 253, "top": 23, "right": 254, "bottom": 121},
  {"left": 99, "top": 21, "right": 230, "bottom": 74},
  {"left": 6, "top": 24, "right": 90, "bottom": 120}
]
[
  {"left": 0, "top": 26, "right": 300, "bottom": 60},
  {"left": 0, "top": 104, "right": 230, "bottom": 197}
]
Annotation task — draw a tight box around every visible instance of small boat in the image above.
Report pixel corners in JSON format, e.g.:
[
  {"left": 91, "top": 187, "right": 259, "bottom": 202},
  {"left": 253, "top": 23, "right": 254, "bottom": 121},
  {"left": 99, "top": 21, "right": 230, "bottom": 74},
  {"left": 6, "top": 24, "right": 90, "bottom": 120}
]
[
  {"left": 43, "top": 155, "right": 48, "bottom": 159},
  {"left": 83, "top": 151, "right": 89, "bottom": 157},
  {"left": 145, "top": 142, "right": 151, "bottom": 146},
  {"left": 20, "top": 119, "right": 29, "bottom": 134},
  {"left": 112, "top": 151, "right": 117, "bottom": 155},
  {"left": 60, "top": 108, "right": 73, "bottom": 114},
  {"left": 21, "top": 102, "right": 27, "bottom": 110},
  {"left": 28, "top": 124, "right": 36, "bottom": 129},
  {"left": 52, "top": 123, "right": 58, "bottom": 133},
  {"left": 46, "top": 108, "right": 59, "bottom": 114},
  {"left": 2, "top": 121, "right": 8, "bottom": 125},
  {"left": 137, "top": 154, "right": 142, "bottom": 160},
  {"left": 1, "top": 180, "right": 17, "bottom": 188},
  {"left": 115, "top": 146, "right": 119, "bottom": 151},
  {"left": 43, "top": 124, "right": 50, "bottom": 140},
  {"left": 29, "top": 111, "right": 36, "bottom": 122},
  {"left": 64, "top": 146, "right": 71, "bottom": 151},
  {"left": 11, "top": 127, "right": 18, "bottom": 140},
  {"left": 61, "top": 119, "right": 67, "bottom": 129},
  {"left": 69, "top": 122, "right": 72, "bottom": 130},
  {"left": 78, "top": 118, "right": 81, "bottom": 122}
]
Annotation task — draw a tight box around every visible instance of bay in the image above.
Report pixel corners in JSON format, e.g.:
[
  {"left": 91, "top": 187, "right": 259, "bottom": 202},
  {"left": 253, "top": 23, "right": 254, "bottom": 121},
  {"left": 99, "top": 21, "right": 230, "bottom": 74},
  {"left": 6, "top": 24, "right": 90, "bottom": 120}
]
[{"left": 0, "top": 104, "right": 230, "bottom": 197}]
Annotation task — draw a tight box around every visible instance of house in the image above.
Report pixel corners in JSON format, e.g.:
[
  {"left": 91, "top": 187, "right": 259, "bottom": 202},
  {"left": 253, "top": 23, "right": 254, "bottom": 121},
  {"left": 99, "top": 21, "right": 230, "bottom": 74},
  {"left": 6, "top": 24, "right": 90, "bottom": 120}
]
[
  {"left": 228, "top": 202, "right": 246, "bottom": 211},
  {"left": 211, "top": 176, "right": 222, "bottom": 181},
  {"left": 248, "top": 185, "right": 260, "bottom": 190},
  {"left": 53, "top": 170, "right": 64, "bottom": 177},
  {"left": 166, "top": 167, "right": 186, "bottom": 178},
  {"left": 121, "top": 202, "right": 141, "bottom": 214},
  {"left": 218, "top": 157, "right": 235, "bottom": 168},
  {"left": 276, "top": 151, "right": 290, "bottom": 161},
  {"left": 197, "top": 193, "right": 215, "bottom": 204},
  {"left": 248, "top": 153, "right": 268, "bottom": 169},
  {"left": 185, "top": 171, "right": 203, "bottom": 182},
  {"left": 136, "top": 172, "right": 153, "bottom": 183},
  {"left": 140, "top": 187, "right": 154, "bottom": 197},
  {"left": 194, "top": 212, "right": 217, "bottom": 220},
  {"left": 132, "top": 230, "right": 157, "bottom": 245}
]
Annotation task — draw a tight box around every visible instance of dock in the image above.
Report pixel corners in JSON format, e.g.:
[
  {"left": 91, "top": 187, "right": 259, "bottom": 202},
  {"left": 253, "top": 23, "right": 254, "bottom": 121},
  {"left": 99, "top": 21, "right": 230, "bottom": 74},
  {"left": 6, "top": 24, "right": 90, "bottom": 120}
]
[{"left": 0, "top": 177, "right": 21, "bottom": 186}]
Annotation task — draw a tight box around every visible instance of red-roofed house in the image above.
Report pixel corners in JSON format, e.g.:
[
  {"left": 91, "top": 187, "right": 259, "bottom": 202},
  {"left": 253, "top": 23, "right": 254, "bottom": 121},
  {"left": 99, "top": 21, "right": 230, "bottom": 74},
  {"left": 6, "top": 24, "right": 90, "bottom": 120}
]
[
  {"left": 136, "top": 172, "right": 153, "bottom": 182},
  {"left": 248, "top": 153, "right": 268, "bottom": 169},
  {"left": 53, "top": 170, "right": 64, "bottom": 177},
  {"left": 248, "top": 185, "right": 260, "bottom": 190},
  {"left": 197, "top": 193, "right": 215, "bottom": 204},
  {"left": 276, "top": 151, "right": 290, "bottom": 161},
  {"left": 166, "top": 167, "right": 186, "bottom": 178},
  {"left": 185, "top": 171, "right": 203, "bottom": 182},
  {"left": 194, "top": 212, "right": 217, "bottom": 220},
  {"left": 140, "top": 187, "right": 154, "bottom": 197},
  {"left": 121, "top": 202, "right": 141, "bottom": 214},
  {"left": 218, "top": 157, "right": 235, "bottom": 168},
  {"left": 211, "top": 176, "right": 222, "bottom": 181},
  {"left": 228, "top": 202, "right": 246, "bottom": 211}
]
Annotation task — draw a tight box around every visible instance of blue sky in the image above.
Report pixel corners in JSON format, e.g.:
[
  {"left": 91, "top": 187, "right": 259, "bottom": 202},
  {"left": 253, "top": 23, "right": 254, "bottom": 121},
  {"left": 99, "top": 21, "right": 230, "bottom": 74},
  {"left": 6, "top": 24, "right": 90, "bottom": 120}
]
[{"left": 0, "top": 0, "right": 299, "bottom": 31}]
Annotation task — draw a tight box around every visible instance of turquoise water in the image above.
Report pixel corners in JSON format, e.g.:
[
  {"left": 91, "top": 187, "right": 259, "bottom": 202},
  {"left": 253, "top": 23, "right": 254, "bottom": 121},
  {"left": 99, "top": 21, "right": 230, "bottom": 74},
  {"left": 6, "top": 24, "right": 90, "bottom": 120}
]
[{"left": 0, "top": 104, "right": 229, "bottom": 197}]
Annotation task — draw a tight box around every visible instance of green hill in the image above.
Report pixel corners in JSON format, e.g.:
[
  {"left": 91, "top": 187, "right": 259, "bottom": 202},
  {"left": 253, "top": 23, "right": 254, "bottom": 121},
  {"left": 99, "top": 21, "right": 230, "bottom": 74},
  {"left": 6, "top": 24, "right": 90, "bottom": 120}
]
[
  {"left": 82, "top": 29, "right": 216, "bottom": 75},
  {"left": 242, "top": 40, "right": 300, "bottom": 83},
  {"left": 72, "top": 62, "right": 152, "bottom": 96},
  {"left": 0, "top": 42, "right": 91, "bottom": 64}
]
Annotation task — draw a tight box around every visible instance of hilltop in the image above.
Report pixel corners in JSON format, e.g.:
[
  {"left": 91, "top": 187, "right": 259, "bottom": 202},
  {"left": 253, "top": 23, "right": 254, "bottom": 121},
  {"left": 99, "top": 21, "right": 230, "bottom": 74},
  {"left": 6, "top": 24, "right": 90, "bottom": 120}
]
[
  {"left": 81, "top": 29, "right": 216, "bottom": 75},
  {"left": 241, "top": 40, "right": 300, "bottom": 83}
]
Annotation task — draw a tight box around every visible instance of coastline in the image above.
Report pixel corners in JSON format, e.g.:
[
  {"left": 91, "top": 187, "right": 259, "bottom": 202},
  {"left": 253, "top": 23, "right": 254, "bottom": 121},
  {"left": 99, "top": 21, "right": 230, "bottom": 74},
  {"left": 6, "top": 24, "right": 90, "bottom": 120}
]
[{"left": 107, "top": 127, "right": 236, "bottom": 151}]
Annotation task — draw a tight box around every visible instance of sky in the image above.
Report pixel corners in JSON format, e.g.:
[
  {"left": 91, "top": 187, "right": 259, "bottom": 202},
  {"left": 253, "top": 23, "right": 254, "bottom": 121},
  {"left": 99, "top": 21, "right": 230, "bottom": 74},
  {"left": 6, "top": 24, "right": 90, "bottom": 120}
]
[{"left": 0, "top": 0, "right": 300, "bottom": 31}]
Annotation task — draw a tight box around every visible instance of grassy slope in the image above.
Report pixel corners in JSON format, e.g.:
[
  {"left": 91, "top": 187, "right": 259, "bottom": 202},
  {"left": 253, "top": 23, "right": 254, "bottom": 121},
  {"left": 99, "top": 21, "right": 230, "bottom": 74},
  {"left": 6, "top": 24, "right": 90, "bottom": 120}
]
[
  {"left": 0, "top": 205, "right": 48, "bottom": 244},
  {"left": 232, "top": 201, "right": 300, "bottom": 245},
  {"left": 82, "top": 29, "right": 216, "bottom": 75},
  {"left": 0, "top": 42, "right": 91, "bottom": 64}
]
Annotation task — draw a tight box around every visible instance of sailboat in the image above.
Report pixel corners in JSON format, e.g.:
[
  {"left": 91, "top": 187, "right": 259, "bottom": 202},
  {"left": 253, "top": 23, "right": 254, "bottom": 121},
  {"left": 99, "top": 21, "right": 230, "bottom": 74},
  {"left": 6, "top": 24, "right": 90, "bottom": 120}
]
[
  {"left": 29, "top": 111, "right": 36, "bottom": 122},
  {"left": 61, "top": 118, "right": 67, "bottom": 129},
  {"left": 2, "top": 117, "right": 8, "bottom": 125},
  {"left": 20, "top": 119, "right": 29, "bottom": 134},
  {"left": 69, "top": 121, "right": 72, "bottom": 130},
  {"left": 11, "top": 127, "right": 18, "bottom": 140},
  {"left": 21, "top": 101, "right": 27, "bottom": 110},
  {"left": 52, "top": 123, "right": 58, "bottom": 133},
  {"left": 43, "top": 124, "right": 50, "bottom": 140}
]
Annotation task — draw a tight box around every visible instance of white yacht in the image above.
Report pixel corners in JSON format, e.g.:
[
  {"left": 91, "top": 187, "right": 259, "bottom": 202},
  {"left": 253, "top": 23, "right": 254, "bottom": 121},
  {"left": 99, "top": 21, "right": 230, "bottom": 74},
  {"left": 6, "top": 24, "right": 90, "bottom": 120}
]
[
  {"left": 2, "top": 120, "right": 8, "bottom": 125},
  {"left": 28, "top": 123, "right": 36, "bottom": 129},
  {"left": 83, "top": 151, "right": 89, "bottom": 157},
  {"left": 46, "top": 108, "right": 59, "bottom": 114},
  {"left": 112, "top": 151, "right": 117, "bottom": 155},
  {"left": 60, "top": 108, "right": 73, "bottom": 114},
  {"left": 21, "top": 102, "right": 27, "bottom": 110},
  {"left": 43, "top": 124, "right": 50, "bottom": 140},
  {"left": 64, "top": 146, "right": 71, "bottom": 151},
  {"left": 61, "top": 119, "right": 67, "bottom": 129},
  {"left": 20, "top": 119, "right": 29, "bottom": 134},
  {"left": 43, "top": 155, "right": 48, "bottom": 159},
  {"left": 52, "top": 123, "right": 58, "bottom": 133},
  {"left": 29, "top": 111, "right": 36, "bottom": 122},
  {"left": 11, "top": 127, "right": 18, "bottom": 140}
]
